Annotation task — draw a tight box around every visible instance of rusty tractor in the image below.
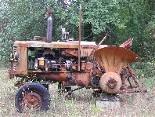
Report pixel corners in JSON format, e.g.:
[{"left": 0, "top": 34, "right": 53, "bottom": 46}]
[{"left": 9, "top": 8, "right": 146, "bottom": 112}]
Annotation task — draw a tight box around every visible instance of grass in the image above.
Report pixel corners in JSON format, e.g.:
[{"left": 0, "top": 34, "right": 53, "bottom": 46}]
[{"left": 0, "top": 63, "right": 155, "bottom": 117}]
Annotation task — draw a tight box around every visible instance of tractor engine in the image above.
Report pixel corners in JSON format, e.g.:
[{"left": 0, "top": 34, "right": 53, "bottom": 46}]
[
  {"left": 27, "top": 47, "right": 95, "bottom": 73},
  {"left": 28, "top": 48, "right": 75, "bottom": 72}
]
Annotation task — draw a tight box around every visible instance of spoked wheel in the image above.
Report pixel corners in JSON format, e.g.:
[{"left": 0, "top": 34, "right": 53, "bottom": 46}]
[
  {"left": 22, "top": 91, "right": 42, "bottom": 111},
  {"left": 15, "top": 82, "right": 50, "bottom": 113}
]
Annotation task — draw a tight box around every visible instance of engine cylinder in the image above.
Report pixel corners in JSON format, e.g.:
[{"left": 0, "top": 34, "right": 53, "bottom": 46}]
[{"left": 99, "top": 72, "right": 122, "bottom": 94}]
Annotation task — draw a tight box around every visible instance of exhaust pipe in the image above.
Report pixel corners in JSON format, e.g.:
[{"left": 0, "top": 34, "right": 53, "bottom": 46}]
[{"left": 46, "top": 8, "right": 53, "bottom": 43}]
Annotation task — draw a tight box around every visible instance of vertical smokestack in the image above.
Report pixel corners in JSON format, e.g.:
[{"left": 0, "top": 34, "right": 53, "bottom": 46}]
[
  {"left": 78, "top": 5, "right": 82, "bottom": 71},
  {"left": 46, "top": 8, "right": 53, "bottom": 43}
]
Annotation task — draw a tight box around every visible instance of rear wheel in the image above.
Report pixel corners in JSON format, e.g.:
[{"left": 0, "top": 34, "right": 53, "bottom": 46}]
[{"left": 15, "top": 82, "right": 50, "bottom": 113}]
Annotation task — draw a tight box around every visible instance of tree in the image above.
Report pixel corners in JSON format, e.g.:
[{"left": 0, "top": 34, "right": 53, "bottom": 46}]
[{"left": 0, "top": 0, "right": 155, "bottom": 63}]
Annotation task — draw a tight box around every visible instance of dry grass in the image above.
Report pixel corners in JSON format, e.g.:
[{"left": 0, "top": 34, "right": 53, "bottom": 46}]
[{"left": 0, "top": 68, "right": 155, "bottom": 117}]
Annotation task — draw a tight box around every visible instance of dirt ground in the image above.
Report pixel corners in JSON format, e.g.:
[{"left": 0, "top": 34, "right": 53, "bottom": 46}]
[{"left": 0, "top": 68, "right": 155, "bottom": 117}]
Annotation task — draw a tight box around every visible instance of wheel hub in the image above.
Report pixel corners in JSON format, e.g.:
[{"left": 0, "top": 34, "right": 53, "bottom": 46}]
[
  {"left": 100, "top": 72, "right": 122, "bottom": 93},
  {"left": 22, "top": 91, "right": 42, "bottom": 110}
]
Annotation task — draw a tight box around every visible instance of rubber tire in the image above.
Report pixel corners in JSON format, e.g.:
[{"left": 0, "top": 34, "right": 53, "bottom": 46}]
[{"left": 15, "top": 82, "right": 50, "bottom": 113}]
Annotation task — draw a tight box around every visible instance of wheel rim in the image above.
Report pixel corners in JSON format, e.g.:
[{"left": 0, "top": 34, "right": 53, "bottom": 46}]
[{"left": 22, "top": 91, "right": 42, "bottom": 111}]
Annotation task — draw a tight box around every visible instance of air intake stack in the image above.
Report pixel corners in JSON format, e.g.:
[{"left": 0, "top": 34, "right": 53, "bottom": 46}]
[{"left": 46, "top": 8, "right": 53, "bottom": 43}]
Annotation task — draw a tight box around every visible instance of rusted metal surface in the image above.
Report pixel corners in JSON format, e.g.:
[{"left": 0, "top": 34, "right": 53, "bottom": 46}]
[
  {"left": 106, "top": 78, "right": 118, "bottom": 89},
  {"left": 119, "top": 39, "right": 133, "bottom": 49},
  {"left": 78, "top": 5, "right": 82, "bottom": 71},
  {"left": 10, "top": 38, "right": 145, "bottom": 97},
  {"left": 72, "top": 72, "right": 90, "bottom": 86},
  {"left": 15, "top": 46, "right": 28, "bottom": 75},
  {"left": 99, "top": 72, "right": 122, "bottom": 94},
  {"left": 121, "top": 66, "right": 140, "bottom": 89},
  {"left": 94, "top": 47, "right": 139, "bottom": 73},
  {"left": 35, "top": 72, "right": 68, "bottom": 82},
  {"left": 81, "top": 47, "right": 94, "bottom": 57},
  {"left": 81, "top": 62, "right": 93, "bottom": 71},
  {"left": 118, "top": 88, "right": 147, "bottom": 94},
  {"left": 13, "top": 41, "right": 96, "bottom": 49},
  {"left": 22, "top": 91, "right": 42, "bottom": 111},
  {"left": 61, "top": 49, "right": 78, "bottom": 57},
  {"left": 89, "top": 35, "right": 108, "bottom": 59}
]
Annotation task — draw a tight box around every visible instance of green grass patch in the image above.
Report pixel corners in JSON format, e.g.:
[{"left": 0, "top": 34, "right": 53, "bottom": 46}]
[{"left": 0, "top": 62, "right": 155, "bottom": 116}]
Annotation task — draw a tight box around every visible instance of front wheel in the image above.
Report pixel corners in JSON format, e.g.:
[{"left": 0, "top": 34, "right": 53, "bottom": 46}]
[{"left": 15, "top": 82, "right": 50, "bottom": 113}]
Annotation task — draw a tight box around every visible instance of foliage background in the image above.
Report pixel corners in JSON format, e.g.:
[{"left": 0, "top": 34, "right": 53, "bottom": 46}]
[
  {"left": 0, "top": 1, "right": 155, "bottom": 116},
  {"left": 0, "top": 0, "right": 155, "bottom": 64}
]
